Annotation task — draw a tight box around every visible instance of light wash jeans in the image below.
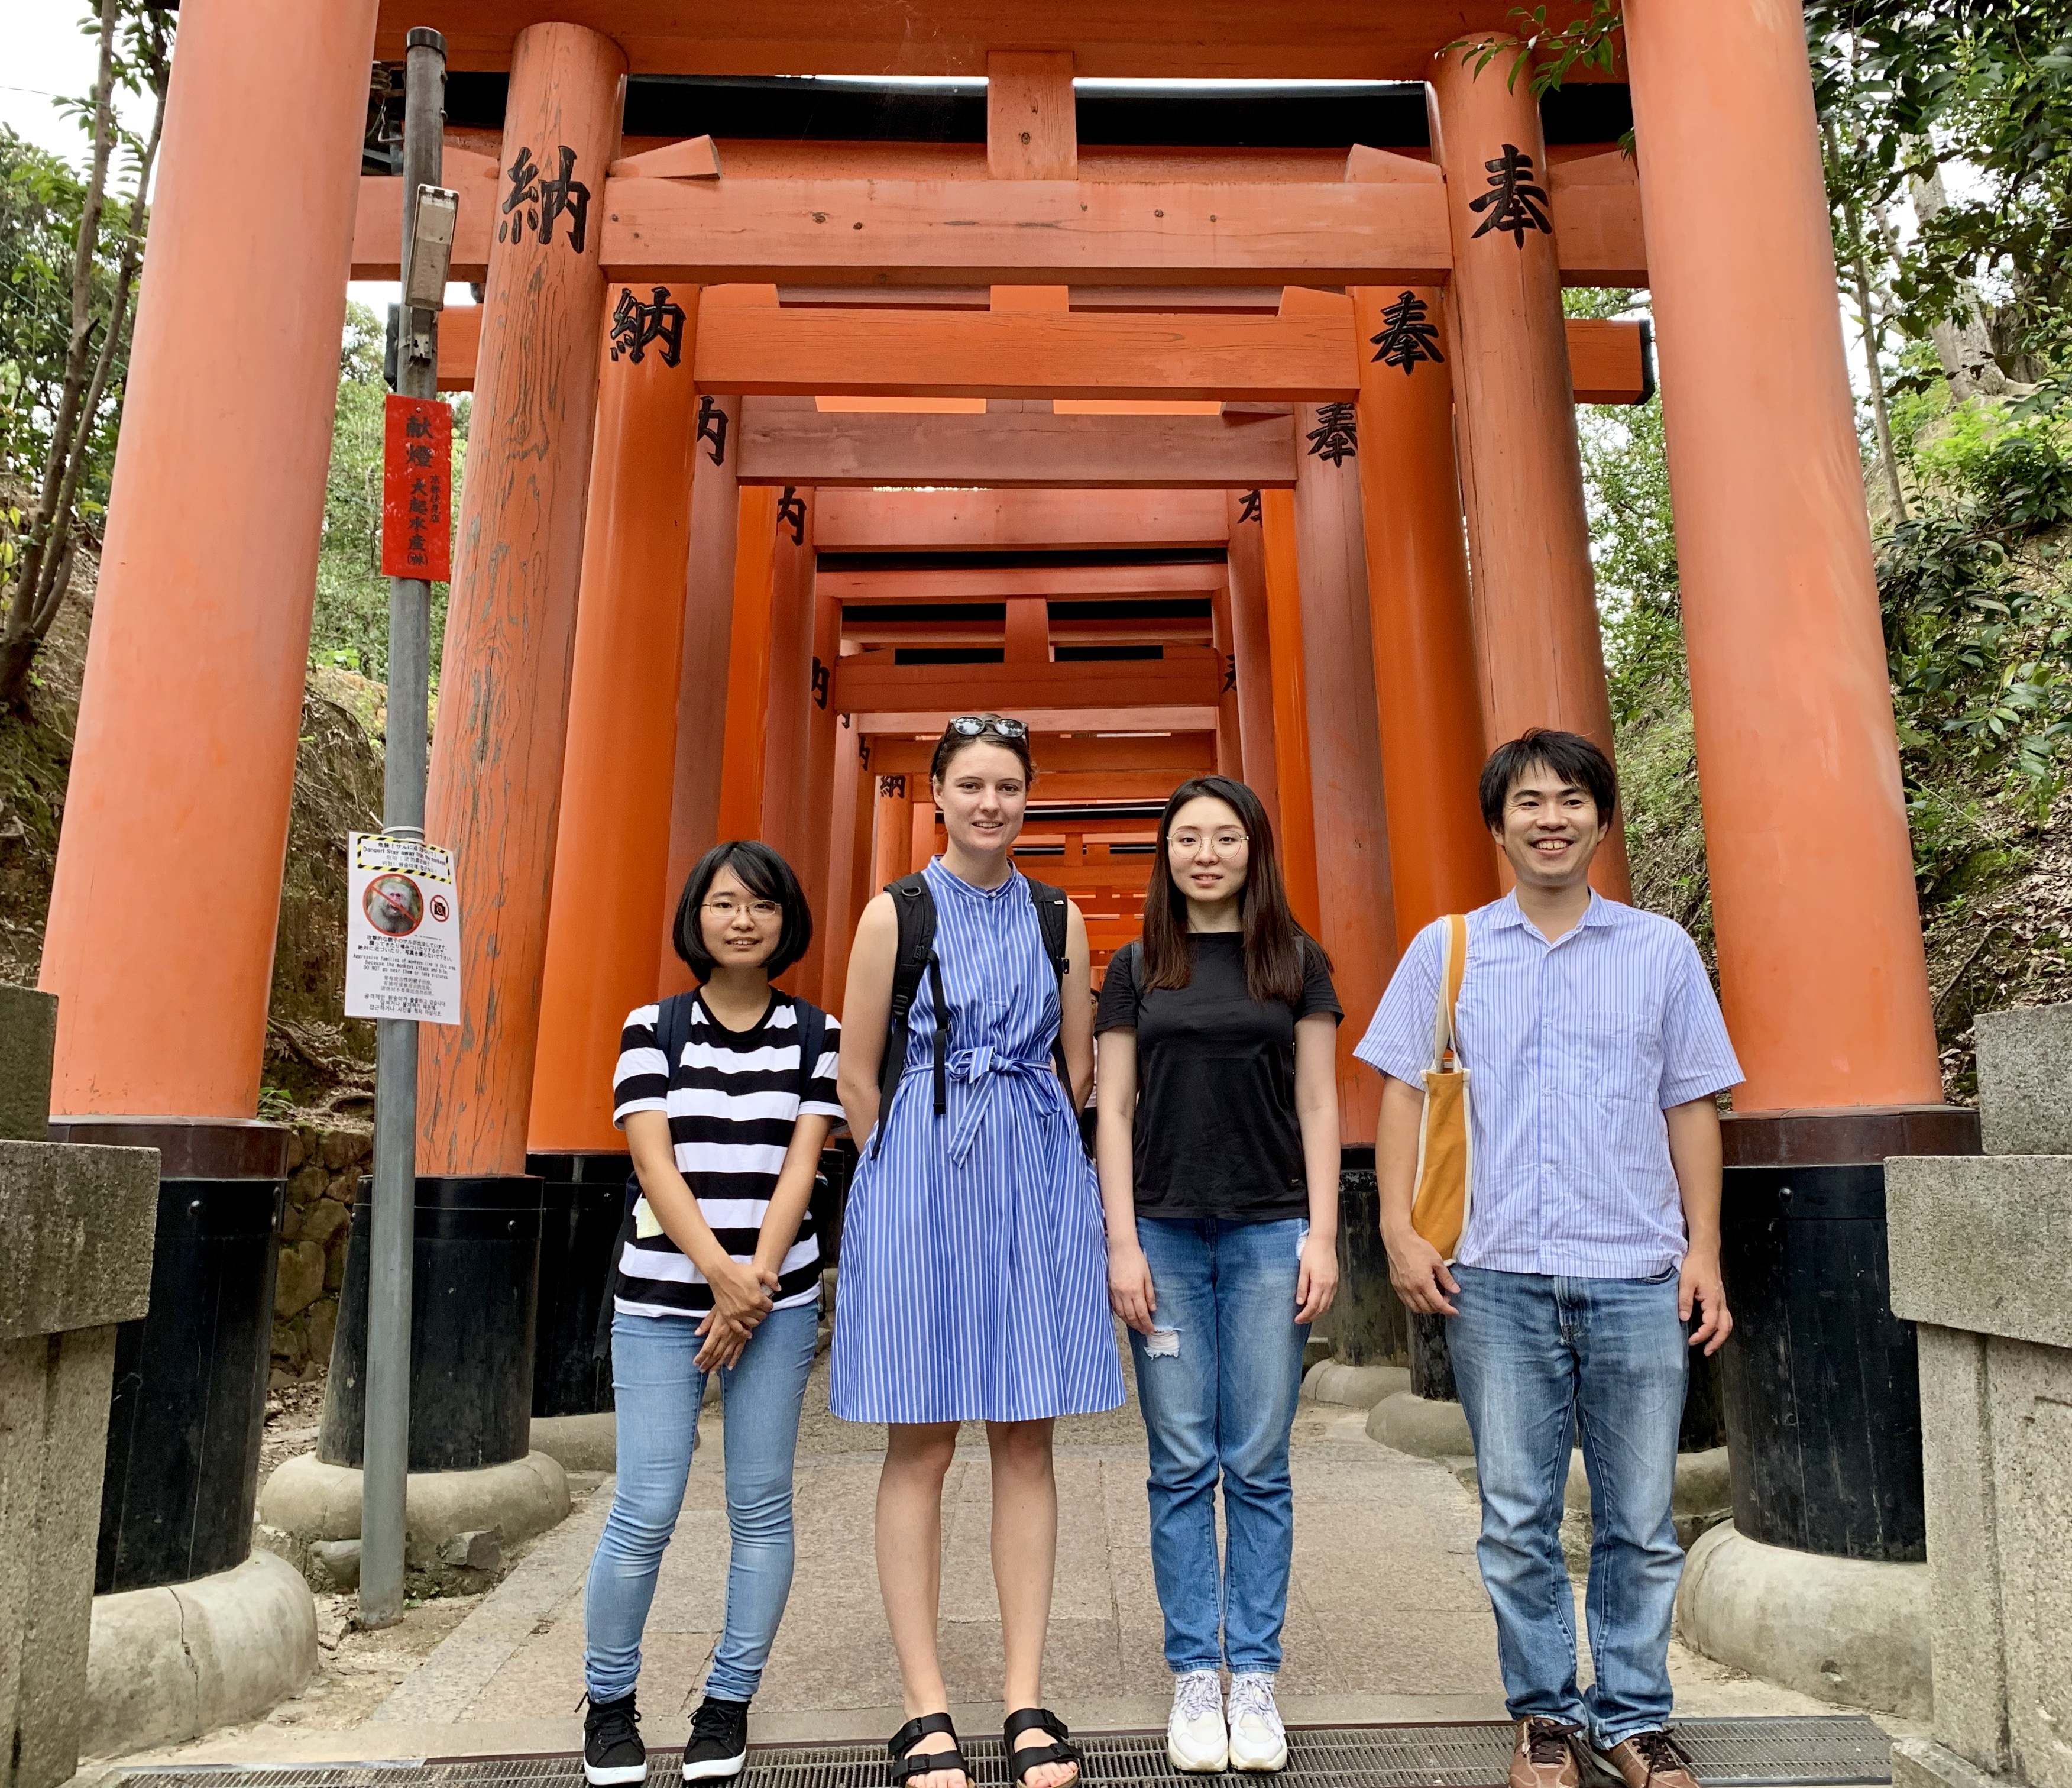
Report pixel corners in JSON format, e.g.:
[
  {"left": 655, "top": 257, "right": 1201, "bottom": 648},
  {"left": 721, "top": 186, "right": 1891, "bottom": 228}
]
[
  {"left": 584, "top": 1302, "right": 818, "bottom": 1704},
  {"left": 1446, "top": 1265, "right": 1688, "bottom": 1746},
  {"left": 1129, "top": 1215, "right": 1311, "bottom": 1676}
]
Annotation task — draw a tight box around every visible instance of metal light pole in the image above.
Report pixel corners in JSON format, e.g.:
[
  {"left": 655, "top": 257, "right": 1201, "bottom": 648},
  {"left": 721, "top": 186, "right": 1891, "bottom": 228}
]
[{"left": 361, "top": 24, "right": 445, "bottom": 1630}]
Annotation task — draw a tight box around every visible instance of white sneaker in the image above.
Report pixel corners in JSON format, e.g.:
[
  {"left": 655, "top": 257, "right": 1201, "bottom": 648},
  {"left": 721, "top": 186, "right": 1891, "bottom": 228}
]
[
  {"left": 1167, "top": 1670, "right": 1229, "bottom": 1773},
  {"left": 1226, "top": 1673, "right": 1288, "bottom": 1773}
]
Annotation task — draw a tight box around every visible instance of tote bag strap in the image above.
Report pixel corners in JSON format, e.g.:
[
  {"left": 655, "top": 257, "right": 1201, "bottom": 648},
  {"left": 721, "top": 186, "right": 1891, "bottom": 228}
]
[{"left": 1429, "top": 914, "right": 1468, "bottom": 1072}]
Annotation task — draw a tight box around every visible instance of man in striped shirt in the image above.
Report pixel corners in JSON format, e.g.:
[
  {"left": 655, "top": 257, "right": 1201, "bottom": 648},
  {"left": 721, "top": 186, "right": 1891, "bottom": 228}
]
[{"left": 1356, "top": 730, "right": 1741, "bottom": 1788}]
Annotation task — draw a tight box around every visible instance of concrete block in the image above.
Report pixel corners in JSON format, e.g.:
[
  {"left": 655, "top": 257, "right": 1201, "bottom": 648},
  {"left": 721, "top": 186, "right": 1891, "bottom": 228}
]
[
  {"left": 255, "top": 1449, "right": 569, "bottom": 1593},
  {"left": 1303, "top": 1361, "right": 1410, "bottom": 1410},
  {"left": 0, "top": 1140, "right": 160, "bottom": 1341},
  {"left": 1, "top": 1325, "right": 118, "bottom": 1788},
  {"left": 82, "top": 1550, "right": 315, "bottom": 1757},
  {"left": 0, "top": 985, "right": 55, "bottom": 1143},
  {"left": 1915, "top": 1325, "right": 2011, "bottom": 1773},
  {"left": 1976, "top": 1005, "right": 2072, "bottom": 1156},
  {"left": 1888, "top": 1156, "right": 2072, "bottom": 1348},
  {"left": 530, "top": 1409, "right": 619, "bottom": 1474},
  {"left": 1984, "top": 1337, "right": 2072, "bottom": 1788},
  {"left": 309, "top": 1538, "right": 361, "bottom": 1592},
  {"left": 1674, "top": 1521, "right": 1931, "bottom": 1718},
  {"left": 1365, "top": 1391, "right": 1474, "bottom": 1459},
  {"left": 436, "top": 1527, "right": 505, "bottom": 1573},
  {"left": 1894, "top": 1738, "right": 2022, "bottom": 1788}
]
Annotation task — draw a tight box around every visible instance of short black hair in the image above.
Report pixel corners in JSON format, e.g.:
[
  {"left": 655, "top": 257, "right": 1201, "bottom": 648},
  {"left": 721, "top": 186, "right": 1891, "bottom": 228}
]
[
  {"left": 1479, "top": 729, "right": 1618, "bottom": 830},
  {"left": 671, "top": 840, "right": 813, "bottom": 982}
]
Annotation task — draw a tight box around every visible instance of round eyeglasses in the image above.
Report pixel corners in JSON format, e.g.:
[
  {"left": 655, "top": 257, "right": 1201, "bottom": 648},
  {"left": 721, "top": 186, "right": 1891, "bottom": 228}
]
[
  {"left": 703, "top": 897, "right": 782, "bottom": 922},
  {"left": 1168, "top": 830, "right": 1251, "bottom": 855},
  {"left": 947, "top": 714, "right": 1028, "bottom": 740}
]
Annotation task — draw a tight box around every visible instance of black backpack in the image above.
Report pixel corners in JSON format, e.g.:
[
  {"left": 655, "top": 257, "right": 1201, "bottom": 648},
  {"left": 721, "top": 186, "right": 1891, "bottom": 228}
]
[
  {"left": 593, "top": 990, "right": 830, "bottom": 1357},
  {"left": 872, "top": 871, "right": 1070, "bottom": 1157}
]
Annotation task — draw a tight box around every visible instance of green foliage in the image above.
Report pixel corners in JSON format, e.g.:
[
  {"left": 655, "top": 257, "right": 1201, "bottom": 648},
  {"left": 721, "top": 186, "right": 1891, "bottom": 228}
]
[
  {"left": 310, "top": 302, "right": 467, "bottom": 687},
  {"left": 0, "top": 127, "right": 135, "bottom": 512}
]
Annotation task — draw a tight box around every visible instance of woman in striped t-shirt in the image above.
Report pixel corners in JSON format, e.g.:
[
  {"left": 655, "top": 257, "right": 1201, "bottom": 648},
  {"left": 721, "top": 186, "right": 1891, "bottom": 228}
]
[{"left": 581, "top": 842, "right": 842, "bottom": 1787}]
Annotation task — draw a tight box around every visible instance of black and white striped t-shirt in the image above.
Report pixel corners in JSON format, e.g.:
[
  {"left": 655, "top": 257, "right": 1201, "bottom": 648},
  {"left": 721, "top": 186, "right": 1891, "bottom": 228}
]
[{"left": 611, "top": 992, "right": 843, "bottom": 1319}]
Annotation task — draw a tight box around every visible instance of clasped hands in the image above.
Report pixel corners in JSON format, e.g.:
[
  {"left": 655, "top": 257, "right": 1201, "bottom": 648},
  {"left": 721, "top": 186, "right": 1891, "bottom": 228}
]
[{"left": 694, "top": 1253, "right": 782, "bottom": 1371}]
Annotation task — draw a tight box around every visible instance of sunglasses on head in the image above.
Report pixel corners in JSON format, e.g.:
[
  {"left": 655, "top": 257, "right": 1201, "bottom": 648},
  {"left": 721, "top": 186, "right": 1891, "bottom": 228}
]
[{"left": 947, "top": 714, "right": 1028, "bottom": 740}]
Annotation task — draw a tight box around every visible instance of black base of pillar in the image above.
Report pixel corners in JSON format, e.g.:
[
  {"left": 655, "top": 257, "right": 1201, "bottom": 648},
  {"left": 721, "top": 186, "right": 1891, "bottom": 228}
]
[
  {"left": 1719, "top": 1107, "right": 1979, "bottom": 1561},
  {"left": 319, "top": 1173, "right": 543, "bottom": 1473},
  {"left": 815, "top": 1140, "right": 858, "bottom": 1270},
  {"left": 50, "top": 1119, "right": 288, "bottom": 1595},
  {"left": 525, "top": 1152, "right": 627, "bottom": 1418},
  {"left": 1333, "top": 1153, "right": 1408, "bottom": 1367}
]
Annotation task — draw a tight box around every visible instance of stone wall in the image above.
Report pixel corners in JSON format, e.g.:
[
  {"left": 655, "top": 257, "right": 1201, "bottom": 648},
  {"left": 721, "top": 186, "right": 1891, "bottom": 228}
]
[{"left": 271, "top": 1123, "right": 369, "bottom": 1384}]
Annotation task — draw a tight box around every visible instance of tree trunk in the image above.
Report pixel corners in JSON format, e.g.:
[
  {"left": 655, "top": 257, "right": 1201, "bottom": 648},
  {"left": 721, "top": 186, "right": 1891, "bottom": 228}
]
[{"left": 1906, "top": 154, "right": 2011, "bottom": 400}]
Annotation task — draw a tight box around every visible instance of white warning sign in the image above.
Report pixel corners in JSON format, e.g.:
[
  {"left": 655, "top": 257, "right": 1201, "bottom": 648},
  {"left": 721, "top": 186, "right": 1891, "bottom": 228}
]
[{"left": 345, "top": 832, "right": 462, "bottom": 1024}]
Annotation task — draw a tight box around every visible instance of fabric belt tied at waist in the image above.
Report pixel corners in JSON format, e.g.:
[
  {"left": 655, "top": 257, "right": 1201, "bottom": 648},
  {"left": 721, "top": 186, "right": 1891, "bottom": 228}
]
[{"left": 942, "top": 1045, "right": 1056, "bottom": 1165}]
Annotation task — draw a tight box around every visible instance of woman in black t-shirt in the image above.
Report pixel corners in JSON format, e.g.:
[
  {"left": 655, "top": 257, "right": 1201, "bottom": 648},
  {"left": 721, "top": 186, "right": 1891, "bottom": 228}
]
[{"left": 1094, "top": 774, "right": 1341, "bottom": 1777}]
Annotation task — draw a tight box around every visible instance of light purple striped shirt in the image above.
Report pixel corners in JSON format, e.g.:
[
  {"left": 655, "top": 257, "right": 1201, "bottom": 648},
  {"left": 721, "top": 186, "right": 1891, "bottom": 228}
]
[{"left": 1354, "top": 891, "right": 1743, "bottom": 1279}]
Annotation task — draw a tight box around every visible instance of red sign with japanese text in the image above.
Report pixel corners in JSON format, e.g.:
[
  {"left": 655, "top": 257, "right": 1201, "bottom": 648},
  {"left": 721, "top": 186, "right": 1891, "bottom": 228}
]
[{"left": 380, "top": 395, "right": 452, "bottom": 580}]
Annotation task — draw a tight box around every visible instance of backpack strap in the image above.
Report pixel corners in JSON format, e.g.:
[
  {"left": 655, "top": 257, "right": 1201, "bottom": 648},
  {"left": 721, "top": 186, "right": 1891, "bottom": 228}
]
[
  {"left": 1023, "top": 876, "right": 1073, "bottom": 1087},
  {"left": 876, "top": 874, "right": 944, "bottom": 1157},
  {"left": 792, "top": 995, "right": 828, "bottom": 1108},
  {"left": 595, "top": 990, "right": 698, "bottom": 1360}
]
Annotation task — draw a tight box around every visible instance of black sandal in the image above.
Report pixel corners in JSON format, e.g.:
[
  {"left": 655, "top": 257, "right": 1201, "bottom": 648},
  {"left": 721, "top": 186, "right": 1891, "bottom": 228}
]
[
  {"left": 891, "top": 1712, "right": 970, "bottom": 1788},
  {"left": 1005, "top": 1708, "right": 1083, "bottom": 1787}
]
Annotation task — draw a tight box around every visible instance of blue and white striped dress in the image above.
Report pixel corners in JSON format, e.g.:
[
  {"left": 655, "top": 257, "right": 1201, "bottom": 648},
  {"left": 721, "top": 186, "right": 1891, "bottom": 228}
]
[{"left": 831, "top": 859, "right": 1125, "bottom": 1424}]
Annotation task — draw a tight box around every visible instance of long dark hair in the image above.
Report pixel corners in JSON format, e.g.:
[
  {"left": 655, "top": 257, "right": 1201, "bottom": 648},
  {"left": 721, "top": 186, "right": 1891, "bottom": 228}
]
[{"left": 1139, "top": 775, "right": 1320, "bottom": 1005}]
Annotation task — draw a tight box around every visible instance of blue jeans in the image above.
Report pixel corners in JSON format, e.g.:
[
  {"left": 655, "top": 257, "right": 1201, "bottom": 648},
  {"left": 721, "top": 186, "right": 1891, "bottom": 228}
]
[
  {"left": 1129, "top": 1216, "right": 1310, "bottom": 1676},
  {"left": 1447, "top": 1266, "right": 1688, "bottom": 1745},
  {"left": 585, "top": 1302, "right": 818, "bottom": 1703}
]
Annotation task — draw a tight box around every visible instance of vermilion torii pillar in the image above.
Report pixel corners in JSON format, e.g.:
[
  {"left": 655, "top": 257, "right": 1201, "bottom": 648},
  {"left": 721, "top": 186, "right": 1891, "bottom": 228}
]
[
  {"left": 417, "top": 22, "right": 625, "bottom": 1180},
  {"left": 717, "top": 484, "right": 782, "bottom": 843},
  {"left": 1290, "top": 386, "right": 1400, "bottom": 1142},
  {"left": 1623, "top": 0, "right": 1942, "bottom": 1116},
  {"left": 1225, "top": 490, "right": 1283, "bottom": 839},
  {"left": 658, "top": 393, "right": 742, "bottom": 999},
  {"left": 1260, "top": 490, "right": 1321, "bottom": 935},
  {"left": 1351, "top": 282, "right": 1500, "bottom": 944},
  {"left": 1429, "top": 42, "right": 1630, "bottom": 899},
  {"left": 760, "top": 486, "right": 817, "bottom": 964},
  {"left": 37, "top": 0, "right": 375, "bottom": 1599},
  {"left": 529, "top": 284, "right": 705, "bottom": 1154},
  {"left": 42, "top": 0, "right": 376, "bottom": 1121}
]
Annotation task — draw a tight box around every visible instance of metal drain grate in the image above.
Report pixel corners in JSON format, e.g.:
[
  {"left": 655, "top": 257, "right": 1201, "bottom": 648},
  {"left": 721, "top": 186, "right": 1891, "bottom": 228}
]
[{"left": 118, "top": 1715, "right": 1890, "bottom": 1788}]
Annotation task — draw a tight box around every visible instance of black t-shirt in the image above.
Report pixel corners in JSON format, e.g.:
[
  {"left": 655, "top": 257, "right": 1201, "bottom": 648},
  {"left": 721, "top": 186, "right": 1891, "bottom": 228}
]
[{"left": 1095, "top": 933, "right": 1342, "bottom": 1222}]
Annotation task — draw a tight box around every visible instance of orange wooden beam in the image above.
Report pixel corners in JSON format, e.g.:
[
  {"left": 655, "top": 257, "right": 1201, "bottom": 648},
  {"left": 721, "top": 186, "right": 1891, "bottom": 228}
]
[
  {"left": 737, "top": 401, "right": 1299, "bottom": 489},
  {"left": 814, "top": 489, "right": 1229, "bottom": 551},
  {"left": 867, "top": 732, "right": 1215, "bottom": 775},
  {"left": 435, "top": 302, "right": 1648, "bottom": 406},
  {"left": 844, "top": 616, "right": 1213, "bottom": 648},
  {"left": 823, "top": 564, "right": 1228, "bottom": 603},
  {"left": 835, "top": 648, "right": 1223, "bottom": 714},
  {"left": 693, "top": 305, "right": 1354, "bottom": 401},
  {"left": 354, "top": 153, "right": 1641, "bottom": 283},
  {"left": 371, "top": 1, "right": 1616, "bottom": 80},
  {"left": 606, "top": 176, "right": 1452, "bottom": 287}
]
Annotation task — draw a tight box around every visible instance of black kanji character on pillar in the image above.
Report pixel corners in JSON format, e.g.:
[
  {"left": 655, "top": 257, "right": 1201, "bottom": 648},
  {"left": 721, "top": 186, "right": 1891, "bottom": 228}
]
[
  {"left": 404, "top": 440, "right": 434, "bottom": 469},
  {"left": 1469, "top": 144, "right": 1551, "bottom": 248},
  {"left": 811, "top": 655, "right": 830, "bottom": 711},
  {"left": 609, "top": 286, "right": 687, "bottom": 366},
  {"left": 501, "top": 144, "right": 591, "bottom": 251},
  {"left": 404, "top": 412, "right": 432, "bottom": 439},
  {"left": 776, "top": 486, "right": 807, "bottom": 545},
  {"left": 1370, "top": 290, "right": 1446, "bottom": 375},
  {"left": 1306, "top": 403, "right": 1358, "bottom": 465},
  {"left": 879, "top": 775, "right": 906, "bottom": 799},
  {"left": 1237, "top": 488, "right": 1262, "bottom": 524},
  {"left": 1222, "top": 654, "right": 1237, "bottom": 693},
  {"left": 698, "top": 395, "right": 729, "bottom": 465}
]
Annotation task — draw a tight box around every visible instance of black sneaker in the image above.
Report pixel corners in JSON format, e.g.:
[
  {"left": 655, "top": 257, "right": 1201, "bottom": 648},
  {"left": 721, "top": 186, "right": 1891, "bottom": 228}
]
[
  {"left": 682, "top": 1694, "right": 750, "bottom": 1783},
  {"left": 584, "top": 1692, "right": 646, "bottom": 1786}
]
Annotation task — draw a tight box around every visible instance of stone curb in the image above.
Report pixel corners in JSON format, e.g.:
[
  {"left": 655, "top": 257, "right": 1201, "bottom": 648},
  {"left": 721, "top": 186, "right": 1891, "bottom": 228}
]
[{"left": 82, "top": 1551, "right": 316, "bottom": 1757}]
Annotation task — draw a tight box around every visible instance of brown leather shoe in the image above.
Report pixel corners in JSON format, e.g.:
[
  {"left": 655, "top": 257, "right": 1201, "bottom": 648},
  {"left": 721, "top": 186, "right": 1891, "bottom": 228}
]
[
  {"left": 1594, "top": 1730, "right": 1699, "bottom": 1788},
  {"left": 1510, "top": 1719, "right": 1584, "bottom": 1788}
]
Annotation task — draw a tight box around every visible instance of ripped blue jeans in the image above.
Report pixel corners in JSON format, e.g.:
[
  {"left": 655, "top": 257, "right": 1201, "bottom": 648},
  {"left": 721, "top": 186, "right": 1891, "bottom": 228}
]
[{"left": 1129, "top": 1215, "right": 1310, "bottom": 1676}]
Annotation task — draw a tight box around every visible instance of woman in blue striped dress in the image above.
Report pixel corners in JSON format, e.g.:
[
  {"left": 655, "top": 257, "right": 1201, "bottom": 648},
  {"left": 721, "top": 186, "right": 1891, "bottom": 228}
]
[{"left": 834, "top": 714, "right": 1124, "bottom": 1788}]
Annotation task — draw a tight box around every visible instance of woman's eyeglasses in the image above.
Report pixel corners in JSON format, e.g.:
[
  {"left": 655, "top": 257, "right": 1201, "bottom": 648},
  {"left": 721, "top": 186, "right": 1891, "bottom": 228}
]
[
  {"left": 947, "top": 714, "right": 1028, "bottom": 740},
  {"left": 1168, "top": 830, "right": 1251, "bottom": 855},
  {"left": 704, "top": 897, "right": 782, "bottom": 921}
]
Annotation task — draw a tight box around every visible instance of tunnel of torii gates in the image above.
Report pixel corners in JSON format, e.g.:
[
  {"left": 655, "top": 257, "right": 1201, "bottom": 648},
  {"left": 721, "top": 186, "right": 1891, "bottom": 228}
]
[{"left": 36, "top": 0, "right": 1979, "bottom": 1586}]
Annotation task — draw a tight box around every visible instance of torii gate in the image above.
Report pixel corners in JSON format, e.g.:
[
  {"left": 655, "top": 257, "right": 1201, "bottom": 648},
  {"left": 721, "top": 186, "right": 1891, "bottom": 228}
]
[{"left": 38, "top": 0, "right": 1962, "bottom": 1612}]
